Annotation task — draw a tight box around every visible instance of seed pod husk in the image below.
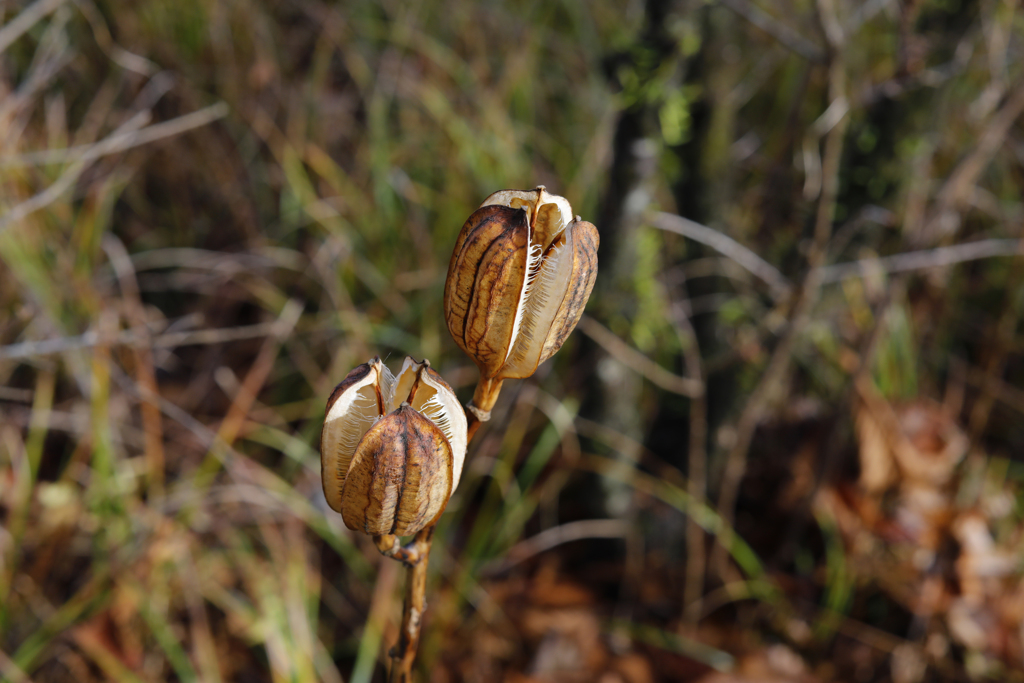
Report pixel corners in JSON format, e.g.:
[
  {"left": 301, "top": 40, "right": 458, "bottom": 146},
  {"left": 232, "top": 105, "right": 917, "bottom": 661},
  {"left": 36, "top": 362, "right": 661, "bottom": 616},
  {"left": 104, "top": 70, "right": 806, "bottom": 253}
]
[
  {"left": 320, "top": 356, "right": 467, "bottom": 536},
  {"left": 444, "top": 186, "right": 599, "bottom": 381},
  {"left": 340, "top": 405, "right": 452, "bottom": 535}
]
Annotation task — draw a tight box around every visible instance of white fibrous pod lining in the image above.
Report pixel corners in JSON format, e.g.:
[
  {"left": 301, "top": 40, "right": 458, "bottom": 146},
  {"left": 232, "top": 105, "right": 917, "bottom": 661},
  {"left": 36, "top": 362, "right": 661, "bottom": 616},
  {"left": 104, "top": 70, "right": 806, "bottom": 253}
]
[
  {"left": 378, "top": 363, "right": 396, "bottom": 409},
  {"left": 418, "top": 391, "right": 454, "bottom": 443},
  {"left": 335, "top": 386, "right": 380, "bottom": 462},
  {"left": 322, "top": 374, "right": 384, "bottom": 513},
  {"left": 502, "top": 236, "right": 572, "bottom": 377},
  {"left": 505, "top": 239, "right": 544, "bottom": 363},
  {"left": 410, "top": 374, "right": 467, "bottom": 488}
]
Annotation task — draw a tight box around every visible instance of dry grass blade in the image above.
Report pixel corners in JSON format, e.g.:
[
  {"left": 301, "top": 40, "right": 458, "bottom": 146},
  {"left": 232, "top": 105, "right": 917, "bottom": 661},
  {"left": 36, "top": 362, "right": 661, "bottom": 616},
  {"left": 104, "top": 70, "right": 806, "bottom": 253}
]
[
  {"left": 0, "top": 0, "right": 67, "bottom": 56},
  {"left": 103, "top": 234, "right": 166, "bottom": 495},
  {"left": 578, "top": 315, "right": 703, "bottom": 397},
  {"left": 649, "top": 212, "right": 792, "bottom": 301},
  {"left": 480, "top": 519, "right": 629, "bottom": 575},
  {"left": 0, "top": 102, "right": 229, "bottom": 169},
  {"left": 0, "top": 646, "right": 34, "bottom": 683},
  {"left": 193, "top": 299, "right": 303, "bottom": 487}
]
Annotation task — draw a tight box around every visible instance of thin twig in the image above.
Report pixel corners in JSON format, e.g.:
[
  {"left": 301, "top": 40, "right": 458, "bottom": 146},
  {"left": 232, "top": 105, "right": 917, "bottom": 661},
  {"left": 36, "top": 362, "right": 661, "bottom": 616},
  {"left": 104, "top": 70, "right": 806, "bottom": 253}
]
[
  {"left": 826, "top": 205, "right": 897, "bottom": 259},
  {"left": 0, "top": 387, "right": 34, "bottom": 402},
  {"left": 661, "top": 234, "right": 711, "bottom": 620},
  {"left": 649, "top": 212, "right": 792, "bottom": 301},
  {"left": 73, "top": 0, "right": 158, "bottom": 76},
  {"left": 0, "top": 9, "right": 72, "bottom": 126},
  {"left": 0, "top": 110, "right": 149, "bottom": 235},
  {"left": 127, "top": 247, "right": 303, "bottom": 273},
  {"left": 2, "top": 405, "right": 144, "bottom": 448},
  {"left": 0, "top": 319, "right": 287, "bottom": 361},
  {"left": 815, "top": 238, "right": 1024, "bottom": 283},
  {"left": 577, "top": 315, "right": 703, "bottom": 397}
]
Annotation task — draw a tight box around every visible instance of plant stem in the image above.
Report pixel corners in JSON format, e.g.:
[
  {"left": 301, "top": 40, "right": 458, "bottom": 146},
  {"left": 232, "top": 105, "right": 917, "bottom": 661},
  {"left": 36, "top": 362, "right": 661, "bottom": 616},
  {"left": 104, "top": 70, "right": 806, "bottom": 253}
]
[
  {"left": 379, "top": 375, "right": 504, "bottom": 681},
  {"left": 387, "top": 526, "right": 434, "bottom": 683},
  {"left": 466, "top": 375, "right": 503, "bottom": 442}
]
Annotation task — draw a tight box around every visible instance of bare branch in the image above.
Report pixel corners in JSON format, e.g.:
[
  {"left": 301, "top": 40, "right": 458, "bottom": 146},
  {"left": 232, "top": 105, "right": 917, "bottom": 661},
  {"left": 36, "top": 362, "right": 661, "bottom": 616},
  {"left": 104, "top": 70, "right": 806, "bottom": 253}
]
[
  {"left": 816, "top": 239, "right": 1023, "bottom": 283},
  {"left": 0, "top": 318, "right": 286, "bottom": 362}
]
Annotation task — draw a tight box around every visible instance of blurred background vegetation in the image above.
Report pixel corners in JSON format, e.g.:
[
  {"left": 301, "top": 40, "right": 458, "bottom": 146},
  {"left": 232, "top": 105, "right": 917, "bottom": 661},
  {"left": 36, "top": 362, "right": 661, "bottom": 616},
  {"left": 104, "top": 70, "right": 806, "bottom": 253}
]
[{"left": 1, "top": 0, "right": 1023, "bottom": 681}]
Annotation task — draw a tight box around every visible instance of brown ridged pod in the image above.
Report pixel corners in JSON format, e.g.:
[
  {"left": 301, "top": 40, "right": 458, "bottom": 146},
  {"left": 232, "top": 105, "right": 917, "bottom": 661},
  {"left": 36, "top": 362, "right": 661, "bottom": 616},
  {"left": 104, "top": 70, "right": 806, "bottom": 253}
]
[
  {"left": 443, "top": 187, "right": 599, "bottom": 381},
  {"left": 340, "top": 406, "right": 454, "bottom": 536},
  {"left": 444, "top": 204, "right": 529, "bottom": 378},
  {"left": 320, "top": 356, "right": 467, "bottom": 537}
]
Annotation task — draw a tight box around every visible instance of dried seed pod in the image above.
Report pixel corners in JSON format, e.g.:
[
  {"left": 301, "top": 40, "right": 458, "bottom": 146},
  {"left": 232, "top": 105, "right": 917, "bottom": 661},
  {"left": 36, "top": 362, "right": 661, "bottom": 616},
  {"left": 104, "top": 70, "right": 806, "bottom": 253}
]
[
  {"left": 321, "top": 356, "right": 467, "bottom": 536},
  {"left": 444, "top": 186, "right": 599, "bottom": 381}
]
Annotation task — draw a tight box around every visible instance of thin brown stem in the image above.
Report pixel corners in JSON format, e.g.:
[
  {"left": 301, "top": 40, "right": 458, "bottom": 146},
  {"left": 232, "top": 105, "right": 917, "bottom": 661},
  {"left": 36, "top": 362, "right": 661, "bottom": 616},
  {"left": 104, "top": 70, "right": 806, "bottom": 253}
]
[
  {"left": 387, "top": 526, "right": 434, "bottom": 683},
  {"left": 466, "top": 374, "right": 503, "bottom": 442},
  {"left": 377, "top": 374, "right": 505, "bottom": 681}
]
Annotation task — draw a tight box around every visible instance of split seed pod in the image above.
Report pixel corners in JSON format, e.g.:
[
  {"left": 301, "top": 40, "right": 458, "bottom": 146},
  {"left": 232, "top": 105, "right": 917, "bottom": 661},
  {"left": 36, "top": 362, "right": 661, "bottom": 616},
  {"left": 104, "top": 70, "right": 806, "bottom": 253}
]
[
  {"left": 444, "top": 186, "right": 599, "bottom": 380},
  {"left": 321, "top": 356, "right": 467, "bottom": 536}
]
